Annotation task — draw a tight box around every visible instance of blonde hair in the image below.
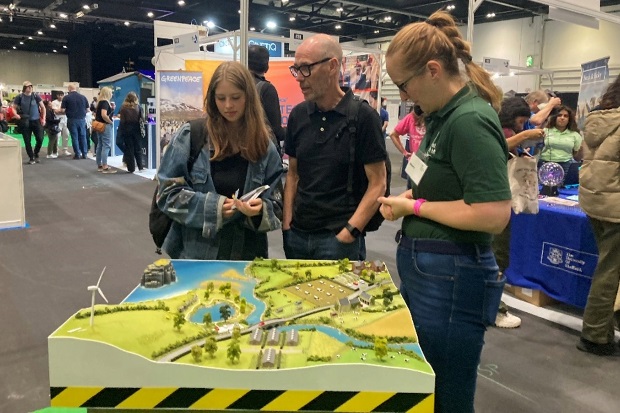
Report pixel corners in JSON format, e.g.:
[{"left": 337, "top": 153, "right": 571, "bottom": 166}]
[
  {"left": 204, "top": 61, "right": 270, "bottom": 163},
  {"left": 386, "top": 10, "right": 502, "bottom": 112},
  {"left": 98, "top": 86, "right": 112, "bottom": 101}
]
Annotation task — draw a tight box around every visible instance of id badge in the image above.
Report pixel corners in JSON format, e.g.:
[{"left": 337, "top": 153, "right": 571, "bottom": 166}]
[{"left": 405, "top": 152, "right": 428, "bottom": 185}]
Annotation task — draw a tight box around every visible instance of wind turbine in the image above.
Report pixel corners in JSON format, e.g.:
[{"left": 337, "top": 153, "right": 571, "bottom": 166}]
[{"left": 88, "top": 267, "right": 109, "bottom": 327}]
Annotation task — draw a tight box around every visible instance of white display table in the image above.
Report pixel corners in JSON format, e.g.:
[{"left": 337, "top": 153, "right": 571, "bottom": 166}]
[{"left": 0, "top": 133, "right": 26, "bottom": 229}]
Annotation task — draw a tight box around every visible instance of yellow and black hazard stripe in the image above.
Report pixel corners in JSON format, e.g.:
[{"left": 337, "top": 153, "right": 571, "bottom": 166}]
[{"left": 51, "top": 387, "right": 434, "bottom": 412}]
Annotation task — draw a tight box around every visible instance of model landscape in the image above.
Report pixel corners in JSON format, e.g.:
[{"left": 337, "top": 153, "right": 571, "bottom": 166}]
[{"left": 49, "top": 259, "right": 435, "bottom": 412}]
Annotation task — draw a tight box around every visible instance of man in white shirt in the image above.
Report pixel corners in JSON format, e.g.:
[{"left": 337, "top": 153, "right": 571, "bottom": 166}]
[{"left": 51, "top": 91, "right": 71, "bottom": 156}]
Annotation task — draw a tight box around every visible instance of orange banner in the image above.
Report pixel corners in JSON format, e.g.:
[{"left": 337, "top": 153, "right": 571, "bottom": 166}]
[{"left": 185, "top": 60, "right": 225, "bottom": 103}]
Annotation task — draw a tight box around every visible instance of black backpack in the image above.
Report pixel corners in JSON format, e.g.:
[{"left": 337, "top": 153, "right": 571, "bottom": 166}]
[
  {"left": 149, "top": 119, "right": 206, "bottom": 254},
  {"left": 344, "top": 97, "right": 391, "bottom": 232}
]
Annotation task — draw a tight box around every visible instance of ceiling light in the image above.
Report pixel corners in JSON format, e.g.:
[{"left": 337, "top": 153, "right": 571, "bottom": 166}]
[
  {"left": 266, "top": 21, "right": 277, "bottom": 29},
  {"left": 249, "top": 26, "right": 256, "bottom": 31},
  {"left": 83, "top": 5, "right": 90, "bottom": 10},
  {"left": 178, "top": 0, "right": 185, "bottom": 5},
  {"left": 289, "top": 15, "right": 295, "bottom": 21},
  {"left": 12, "top": 46, "right": 16, "bottom": 49},
  {"left": 124, "top": 21, "right": 130, "bottom": 26},
  {"left": 37, "top": 30, "right": 44, "bottom": 35},
  {"left": 76, "top": 11, "right": 84, "bottom": 18},
  {"left": 336, "top": 7, "right": 343, "bottom": 12},
  {"left": 147, "top": 11, "right": 154, "bottom": 18},
  {"left": 206, "top": 21, "right": 215, "bottom": 28},
  {"left": 8, "top": 3, "right": 15, "bottom": 10},
  {"left": 447, "top": 5, "right": 455, "bottom": 11},
  {"left": 486, "top": 12, "right": 496, "bottom": 18},
  {"left": 28, "top": 36, "right": 32, "bottom": 40},
  {"left": 373, "top": 30, "right": 379, "bottom": 34},
  {"left": 335, "top": 24, "right": 341, "bottom": 29},
  {"left": 59, "top": 13, "right": 68, "bottom": 18},
  {"left": 63, "top": 45, "right": 67, "bottom": 48},
  {"left": 384, "top": 16, "right": 392, "bottom": 22},
  {"left": 50, "top": 23, "right": 56, "bottom": 28},
  {"left": 53, "top": 49, "right": 57, "bottom": 53},
  {"left": 19, "top": 41, "right": 23, "bottom": 45},
  {"left": 0, "top": 17, "right": 3, "bottom": 22}
]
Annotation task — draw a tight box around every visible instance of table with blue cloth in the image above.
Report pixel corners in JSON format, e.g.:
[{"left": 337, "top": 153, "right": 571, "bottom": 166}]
[{"left": 506, "top": 187, "right": 598, "bottom": 308}]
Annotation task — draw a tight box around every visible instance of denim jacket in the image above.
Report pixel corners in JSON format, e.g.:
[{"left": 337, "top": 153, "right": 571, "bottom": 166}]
[{"left": 157, "top": 122, "right": 283, "bottom": 259}]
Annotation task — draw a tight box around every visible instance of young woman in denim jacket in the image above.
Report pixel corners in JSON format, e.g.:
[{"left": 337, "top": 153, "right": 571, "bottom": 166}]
[{"left": 157, "top": 62, "right": 283, "bottom": 260}]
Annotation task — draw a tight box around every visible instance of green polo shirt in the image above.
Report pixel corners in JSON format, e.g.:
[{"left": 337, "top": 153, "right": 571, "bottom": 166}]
[
  {"left": 403, "top": 83, "right": 511, "bottom": 245},
  {"left": 539, "top": 127, "right": 582, "bottom": 162}
]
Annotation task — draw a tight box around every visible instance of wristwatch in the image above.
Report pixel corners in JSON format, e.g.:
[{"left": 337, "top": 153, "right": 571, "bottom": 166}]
[{"left": 345, "top": 223, "right": 361, "bottom": 238}]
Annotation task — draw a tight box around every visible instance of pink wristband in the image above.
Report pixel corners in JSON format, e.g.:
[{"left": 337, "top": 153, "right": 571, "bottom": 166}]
[{"left": 413, "top": 198, "right": 426, "bottom": 217}]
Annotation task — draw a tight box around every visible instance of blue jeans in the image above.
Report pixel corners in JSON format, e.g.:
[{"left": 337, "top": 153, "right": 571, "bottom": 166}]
[
  {"left": 95, "top": 123, "right": 113, "bottom": 166},
  {"left": 67, "top": 118, "right": 87, "bottom": 156},
  {"left": 396, "top": 239, "right": 504, "bottom": 413},
  {"left": 283, "top": 227, "right": 365, "bottom": 260}
]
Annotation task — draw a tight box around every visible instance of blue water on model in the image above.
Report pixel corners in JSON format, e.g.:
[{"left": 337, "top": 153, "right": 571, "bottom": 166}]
[
  {"left": 122, "top": 260, "right": 264, "bottom": 324},
  {"left": 190, "top": 302, "right": 236, "bottom": 323}
]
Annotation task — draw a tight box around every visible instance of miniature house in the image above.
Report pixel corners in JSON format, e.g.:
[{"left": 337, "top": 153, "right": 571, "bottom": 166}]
[
  {"left": 337, "top": 297, "right": 351, "bottom": 312},
  {"left": 370, "top": 260, "right": 385, "bottom": 272},
  {"left": 141, "top": 259, "right": 177, "bottom": 288},
  {"left": 262, "top": 348, "right": 276, "bottom": 368},
  {"left": 359, "top": 292, "right": 375, "bottom": 306},
  {"left": 267, "top": 328, "right": 280, "bottom": 345},
  {"left": 351, "top": 261, "right": 365, "bottom": 274},
  {"left": 285, "top": 329, "right": 299, "bottom": 346},
  {"left": 250, "top": 329, "right": 263, "bottom": 345}
]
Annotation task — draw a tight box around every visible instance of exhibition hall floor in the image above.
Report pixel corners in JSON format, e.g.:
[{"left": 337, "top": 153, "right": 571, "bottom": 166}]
[{"left": 1, "top": 144, "right": 619, "bottom": 413}]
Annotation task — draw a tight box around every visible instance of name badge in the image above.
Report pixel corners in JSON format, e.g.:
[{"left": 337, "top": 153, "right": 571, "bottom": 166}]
[{"left": 405, "top": 152, "right": 428, "bottom": 185}]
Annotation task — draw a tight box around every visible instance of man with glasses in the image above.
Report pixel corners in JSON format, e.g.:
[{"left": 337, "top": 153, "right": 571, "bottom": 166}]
[
  {"left": 283, "top": 34, "right": 387, "bottom": 260},
  {"left": 12, "top": 81, "right": 46, "bottom": 164}
]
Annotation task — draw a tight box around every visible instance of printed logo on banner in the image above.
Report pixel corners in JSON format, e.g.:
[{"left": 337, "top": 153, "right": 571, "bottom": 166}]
[{"left": 540, "top": 242, "right": 597, "bottom": 279}]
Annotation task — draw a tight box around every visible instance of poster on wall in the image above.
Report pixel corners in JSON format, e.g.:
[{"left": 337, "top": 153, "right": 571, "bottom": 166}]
[
  {"left": 576, "top": 57, "right": 609, "bottom": 130},
  {"left": 158, "top": 71, "right": 205, "bottom": 148},
  {"left": 341, "top": 53, "right": 381, "bottom": 109}
]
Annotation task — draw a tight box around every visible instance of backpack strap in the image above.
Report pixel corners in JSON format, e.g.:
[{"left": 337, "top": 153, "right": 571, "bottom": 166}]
[
  {"left": 346, "top": 97, "right": 363, "bottom": 204},
  {"left": 256, "top": 80, "right": 267, "bottom": 98},
  {"left": 187, "top": 119, "right": 207, "bottom": 172}
]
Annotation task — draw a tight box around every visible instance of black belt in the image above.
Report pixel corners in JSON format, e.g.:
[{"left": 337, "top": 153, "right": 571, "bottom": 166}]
[{"left": 397, "top": 232, "right": 491, "bottom": 255}]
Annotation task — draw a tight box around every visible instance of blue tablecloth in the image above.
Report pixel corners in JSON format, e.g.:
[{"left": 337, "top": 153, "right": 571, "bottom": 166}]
[{"left": 506, "top": 188, "right": 599, "bottom": 308}]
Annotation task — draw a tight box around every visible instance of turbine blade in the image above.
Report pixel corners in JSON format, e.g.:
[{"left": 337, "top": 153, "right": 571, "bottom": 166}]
[
  {"left": 96, "top": 266, "right": 106, "bottom": 287},
  {"left": 97, "top": 288, "right": 108, "bottom": 303}
]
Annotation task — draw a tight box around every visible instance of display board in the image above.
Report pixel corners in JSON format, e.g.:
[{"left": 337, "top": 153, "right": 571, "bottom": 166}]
[{"left": 49, "top": 259, "right": 434, "bottom": 412}]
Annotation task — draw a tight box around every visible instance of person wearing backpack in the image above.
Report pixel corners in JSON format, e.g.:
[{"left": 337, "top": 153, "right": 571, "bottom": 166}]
[
  {"left": 12, "top": 81, "right": 46, "bottom": 164},
  {"left": 156, "top": 62, "right": 283, "bottom": 260},
  {"left": 283, "top": 34, "right": 388, "bottom": 261}
]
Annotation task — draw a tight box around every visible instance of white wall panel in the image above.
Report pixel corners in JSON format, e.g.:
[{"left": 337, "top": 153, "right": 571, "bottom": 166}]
[{"left": 0, "top": 49, "right": 69, "bottom": 87}]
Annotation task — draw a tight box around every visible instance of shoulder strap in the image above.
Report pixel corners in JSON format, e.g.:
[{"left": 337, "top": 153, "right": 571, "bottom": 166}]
[
  {"left": 187, "top": 119, "right": 207, "bottom": 172},
  {"left": 346, "top": 96, "right": 364, "bottom": 196},
  {"left": 256, "top": 80, "right": 267, "bottom": 97}
]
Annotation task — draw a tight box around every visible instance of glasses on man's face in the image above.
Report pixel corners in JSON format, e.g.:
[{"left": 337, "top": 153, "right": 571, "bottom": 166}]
[{"left": 289, "top": 57, "right": 332, "bottom": 78}]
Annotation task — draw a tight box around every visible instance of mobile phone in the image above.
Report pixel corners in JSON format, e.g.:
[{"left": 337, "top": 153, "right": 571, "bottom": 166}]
[{"left": 231, "top": 185, "right": 270, "bottom": 210}]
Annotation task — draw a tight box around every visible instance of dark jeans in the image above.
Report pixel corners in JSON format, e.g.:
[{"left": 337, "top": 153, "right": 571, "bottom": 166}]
[
  {"left": 283, "top": 227, "right": 365, "bottom": 260},
  {"left": 396, "top": 238, "right": 504, "bottom": 413},
  {"left": 21, "top": 119, "right": 44, "bottom": 159},
  {"left": 123, "top": 130, "right": 143, "bottom": 172},
  {"left": 67, "top": 118, "right": 88, "bottom": 156}
]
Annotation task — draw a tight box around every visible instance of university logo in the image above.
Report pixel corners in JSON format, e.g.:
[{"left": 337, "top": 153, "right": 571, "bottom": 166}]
[{"left": 547, "top": 247, "right": 563, "bottom": 265}]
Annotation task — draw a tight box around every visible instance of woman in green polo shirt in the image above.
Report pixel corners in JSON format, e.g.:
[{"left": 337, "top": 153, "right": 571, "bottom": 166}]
[
  {"left": 539, "top": 105, "right": 583, "bottom": 176},
  {"left": 379, "top": 10, "right": 512, "bottom": 413}
]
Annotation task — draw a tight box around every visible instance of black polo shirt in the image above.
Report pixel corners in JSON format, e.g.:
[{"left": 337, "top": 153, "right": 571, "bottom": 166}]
[
  {"left": 61, "top": 91, "right": 89, "bottom": 120},
  {"left": 285, "top": 90, "right": 387, "bottom": 231}
]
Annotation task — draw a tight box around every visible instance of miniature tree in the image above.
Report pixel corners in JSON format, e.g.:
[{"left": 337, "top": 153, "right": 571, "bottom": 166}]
[
  {"left": 202, "top": 313, "right": 212, "bottom": 325},
  {"left": 191, "top": 345, "right": 203, "bottom": 362},
  {"left": 270, "top": 259, "right": 279, "bottom": 271},
  {"left": 374, "top": 337, "right": 388, "bottom": 361},
  {"left": 220, "top": 304, "right": 232, "bottom": 322},
  {"left": 234, "top": 294, "right": 240, "bottom": 303},
  {"left": 203, "top": 291, "right": 210, "bottom": 301},
  {"left": 207, "top": 281, "right": 215, "bottom": 293},
  {"left": 173, "top": 312, "right": 186, "bottom": 331},
  {"left": 305, "top": 269, "right": 312, "bottom": 280},
  {"left": 369, "top": 271, "right": 376, "bottom": 282},
  {"left": 224, "top": 290, "right": 231, "bottom": 299},
  {"left": 204, "top": 336, "right": 218, "bottom": 358},
  {"left": 264, "top": 307, "right": 272, "bottom": 318},
  {"left": 227, "top": 339, "right": 241, "bottom": 364},
  {"left": 232, "top": 325, "right": 241, "bottom": 340},
  {"left": 240, "top": 302, "right": 247, "bottom": 314}
]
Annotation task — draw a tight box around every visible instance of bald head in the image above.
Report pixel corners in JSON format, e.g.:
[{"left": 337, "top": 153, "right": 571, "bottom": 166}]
[{"left": 298, "top": 34, "right": 343, "bottom": 62}]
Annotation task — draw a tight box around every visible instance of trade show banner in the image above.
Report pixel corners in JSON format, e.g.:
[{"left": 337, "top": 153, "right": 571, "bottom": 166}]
[
  {"left": 158, "top": 71, "right": 205, "bottom": 148},
  {"left": 185, "top": 60, "right": 225, "bottom": 100},
  {"left": 341, "top": 53, "right": 381, "bottom": 109},
  {"left": 576, "top": 57, "right": 609, "bottom": 129},
  {"left": 267, "top": 60, "right": 303, "bottom": 127}
]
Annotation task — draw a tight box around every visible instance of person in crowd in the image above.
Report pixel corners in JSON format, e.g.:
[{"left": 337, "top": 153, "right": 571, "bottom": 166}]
[
  {"left": 389, "top": 105, "right": 426, "bottom": 189},
  {"left": 524, "top": 89, "right": 562, "bottom": 128},
  {"left": 283, "top": 34, "right": 387, "bottom": 261},
  {"left": 577, "top": 74, "right": 620, "bottom": 356},
  {"left": 94, "top": 87, "right": 117, "bottom": 173},
  {"left": 85, "top": 105, "right": 95, "bottom": 157},
  {"left": 90, "top": 96, "right": 98, "bottom": 113},
  {"left": 51, "top": 91, "right": 71, "bottom": 157},
  {"left": 44, "top": 100, "right": 61, "bottom": 159},
  {"left": 61, "top": 83, "right": 89, "bottom": 159},
  {"left": 12, "top": 81, "right": 46, "bottom": 164},
  {"left": 377, "top": 11, "right": 512, "bottom": 413},
  {"left": 118, "top": 91, "right": 143, "bottom": 173},
  {"left": 380, "top": 97, "right": 389, "bottom": 138},
  {"left": 247, "top": 44, "right": 285, "bottom": 154},
  {"left": 539, "top": 105, "right": 583, "bottom": 176},
  {"left": 0, "top": 100, "right": 8, "bottom": 133},
  {"left": 157, "top": 61, "right": 283, "bottom": 260},
  {"left": 493, "top": 96, "right": 546, "bottom": 329}
]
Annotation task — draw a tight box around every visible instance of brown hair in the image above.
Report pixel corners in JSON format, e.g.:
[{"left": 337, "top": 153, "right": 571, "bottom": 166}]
[
  {"left": 547, "top": 105, "right": 579, "bottom": 132},
  {"left": 599, "top": 74, "right": 620, "bottom": 110},
  {"left": 204, "top": 61, "right": 270, "bottom": 162},
  {"left": 386, "top": 10, "right": 502, "bottom": 112},
  {"left": 122, "top": 91, "right": 138, "bottom": 109}
]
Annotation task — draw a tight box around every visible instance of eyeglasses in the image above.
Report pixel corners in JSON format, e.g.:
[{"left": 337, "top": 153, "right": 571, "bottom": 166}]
[
  {"left": 289, "top": 57, "right": 333, "bottom": 78},
  {"left": 396, "top": 73, "right": 417, "bottom": 93}
]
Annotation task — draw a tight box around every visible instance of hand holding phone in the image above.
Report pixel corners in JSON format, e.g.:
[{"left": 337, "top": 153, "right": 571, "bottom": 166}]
[{"left": 231, "top": 185, "right": 270, "bottom": 210}]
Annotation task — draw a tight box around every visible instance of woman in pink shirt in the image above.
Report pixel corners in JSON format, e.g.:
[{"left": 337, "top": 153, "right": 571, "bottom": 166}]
[{"left": 389, "top": 107, "right": 426, "bottom": 187}]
